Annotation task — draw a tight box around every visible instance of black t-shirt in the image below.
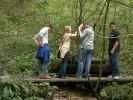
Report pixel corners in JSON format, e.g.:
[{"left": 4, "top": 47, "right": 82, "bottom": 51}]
[{"left": 109, "top": 31, "right": 120, "bottom": 53}]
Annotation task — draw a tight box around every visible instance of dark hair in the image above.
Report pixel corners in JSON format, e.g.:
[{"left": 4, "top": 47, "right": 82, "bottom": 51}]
[
  {"left": 110, "top": 22, "right": 116, "bottom": 26},
  {"left": 48, "top": 24, "right": 53, "bottom": 29}
]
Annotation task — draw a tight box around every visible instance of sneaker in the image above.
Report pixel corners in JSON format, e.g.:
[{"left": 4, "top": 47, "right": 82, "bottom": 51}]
[{"left": 113, "top": 76, "right": 120, "bottom": 80}]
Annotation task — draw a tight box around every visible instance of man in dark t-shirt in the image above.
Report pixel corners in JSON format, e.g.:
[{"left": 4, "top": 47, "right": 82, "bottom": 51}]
[{"left": 109, "top": 22, "right": 120, "bottom": 79}]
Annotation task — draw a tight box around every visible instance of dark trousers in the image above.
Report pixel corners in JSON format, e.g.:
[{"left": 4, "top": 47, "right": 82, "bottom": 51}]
[
  {"left": 59, "top": 53, "right": 69, "bottom": 77},
  {"left": 109, "top": 53, "right": 119, "bottom": 77}
]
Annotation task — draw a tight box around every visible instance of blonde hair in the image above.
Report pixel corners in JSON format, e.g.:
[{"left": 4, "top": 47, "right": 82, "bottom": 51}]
[{"left": 64, "top": 26, "right": 72, "bottom": 33}]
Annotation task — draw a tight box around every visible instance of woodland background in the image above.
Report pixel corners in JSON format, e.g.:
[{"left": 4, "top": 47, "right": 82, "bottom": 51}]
[
  {"left": 0, "top": 0, "right": 133, "bottom": 99},
  {"left": 0, "top": 0, "right": 133, "bottom": 75}
]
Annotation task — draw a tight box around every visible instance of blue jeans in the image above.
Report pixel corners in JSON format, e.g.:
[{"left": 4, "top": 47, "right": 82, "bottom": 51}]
[
  {"left": 109, "top": 53, "right": 119, "bottom": 77},
  {"left": 77, "top": 48, "right": 93, "bottom": 77},
  {"left": 36, "top": 44, "right": 50, "bottom": 75},
  {"left": 38, "top": 59, "right": 49, "bottom": 75},
  {"left": 36, "top": 44, "right": 50, "bottom": 63},
  {"left": 59, "top": 54, "right": 68, "bottom": 77}
]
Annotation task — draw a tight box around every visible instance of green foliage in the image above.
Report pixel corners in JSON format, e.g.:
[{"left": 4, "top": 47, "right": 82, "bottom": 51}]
[
  {"left": 3, "top": 51, "right": 37, "bottom": 75},
  {"left": 100, "top": 83, "right": 133, "bottom": 100},
  {"left": 0, "top": 77, "right": 56, "bottom": 100},
  {"left": 15, "top": 53, "right": 36, "bottom": 72}
]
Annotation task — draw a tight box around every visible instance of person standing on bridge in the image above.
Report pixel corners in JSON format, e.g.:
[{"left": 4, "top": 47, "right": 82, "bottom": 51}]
[
  {"left": 58, "top": 26, "right": 77, "bottom": 78},
  {"left": 33, "top": 24, "right": 52, "bottom": 79},
  {"left": 77, "top": 22, "right": 95, "bottom": 78},
  {"left": 109, "top": 22, "right": 120, "bottom": 79}
]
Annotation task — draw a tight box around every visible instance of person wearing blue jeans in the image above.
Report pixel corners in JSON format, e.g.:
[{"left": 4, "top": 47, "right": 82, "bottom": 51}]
[
  {"left": 77, "top": 48, "right": 93, "bottom": 78},
  {"left": 77, "top": 23, "right": 94, "bottom": 78},
  {"left": 109, "top": 22, "right": 120, "bottom": 79},
  {"left": 36, "top": 44, "right": 50, "bottom": 75},
  {"left": 33, "top": 25, "right": 52, "bottom": 79},
  {"left": 109, "top": 53, "right": 119, "bottom": 77},
  {"left": 38, "top": 58, "right": 49, "bottom": 75}
]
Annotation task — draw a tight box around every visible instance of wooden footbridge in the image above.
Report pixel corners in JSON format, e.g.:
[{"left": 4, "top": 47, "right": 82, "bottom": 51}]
[
  {"left": 1, "top": 74, "right": 133, "bottom": 84},
  {"left": 25, "top": 75, "right": 133, "bottom": 83}
]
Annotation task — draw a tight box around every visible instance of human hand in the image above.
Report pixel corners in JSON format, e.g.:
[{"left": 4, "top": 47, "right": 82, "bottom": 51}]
[
  {"left": 37, "top": 43, "right": 43, "bottom": 48},
  {"left": 110, "top": 49, "right": 114, "bottom": 54}
]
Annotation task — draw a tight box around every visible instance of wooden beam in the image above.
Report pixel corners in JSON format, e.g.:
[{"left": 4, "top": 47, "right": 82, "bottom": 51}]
[{"left": 25, "top": 76, "right": 133, "bottom": 83}]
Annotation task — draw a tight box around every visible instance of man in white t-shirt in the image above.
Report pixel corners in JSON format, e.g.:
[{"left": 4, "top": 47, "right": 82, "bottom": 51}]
[
  {"left": 33, "top": 25, "right": 52, "bottom": 79},
  {"left": 77, "top": 23, "right": 94, "bottom": 78}
]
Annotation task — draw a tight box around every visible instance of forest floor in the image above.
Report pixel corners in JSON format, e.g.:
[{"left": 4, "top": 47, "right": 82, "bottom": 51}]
[{"left": 53, "top": 83, "right": 97, "bottom": 100}]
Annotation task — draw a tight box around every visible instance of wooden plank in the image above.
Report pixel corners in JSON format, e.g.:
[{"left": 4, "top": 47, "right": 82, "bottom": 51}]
[{"left": 24, "top": 76, "right": 133, "bottom": 83}]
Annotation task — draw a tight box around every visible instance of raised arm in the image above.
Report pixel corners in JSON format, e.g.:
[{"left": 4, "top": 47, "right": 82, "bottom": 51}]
[
  {"left": 78, "top": 24, "right": 84, "bottom": 34},
  {"left": 68, "top": 31, "right": 78, "bottom": 37}
]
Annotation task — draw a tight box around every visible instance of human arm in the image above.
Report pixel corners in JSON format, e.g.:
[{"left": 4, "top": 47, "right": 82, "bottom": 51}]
[
  {"left": 111, "top": 32, "right": 120, "bottom": 54},
  {"left": 78, "top": 24, "right": 88, "bottom": 38},
  {"left": 33, "top": 27, "right": 49, "bottom": 47},
  {"left": 111, "top": 41, "right": 119, "bottom": 54},
  {"left": 68, "top": 31, "right": 78, "bottom": 37},
  {"left": 33, "top": 34, "right": 43, "bottom": 47},
  {"left": 78, "top": 24, "right": 84, "bottom": 34},
  {"left": 58, "top": 34, "right": 65, "bottom": 50},
  {"left": 89, "top": 28, "right": 95, "bottom": 42}
]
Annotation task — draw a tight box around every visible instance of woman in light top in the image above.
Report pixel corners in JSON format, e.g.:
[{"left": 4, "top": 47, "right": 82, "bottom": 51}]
[{"left": 58, "top": 26, "right": 77, "bottom": 78}]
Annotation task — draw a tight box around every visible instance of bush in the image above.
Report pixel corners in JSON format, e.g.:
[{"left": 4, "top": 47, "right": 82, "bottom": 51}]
[
  {"left": 100, "top": 83, "right": 133, "bottom": 100},
  {"left": 0, "top": 76, "right": 56, "bottom": 100},
  {"left": 5, "top": 51, "right": 38, "bottom": 75}
]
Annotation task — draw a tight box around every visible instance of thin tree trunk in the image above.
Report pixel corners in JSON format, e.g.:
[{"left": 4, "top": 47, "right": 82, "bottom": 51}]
[
  {"left": 102, "top": 0, "right": 111, "bottom": 59},
  {"left": 94, "top": 0, "right": 107, "bottom": 30}
]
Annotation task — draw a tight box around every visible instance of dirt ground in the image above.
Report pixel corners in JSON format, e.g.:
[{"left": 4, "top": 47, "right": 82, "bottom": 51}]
[{"left": 53, "top": 86, "right": 97, "bottom": 100}]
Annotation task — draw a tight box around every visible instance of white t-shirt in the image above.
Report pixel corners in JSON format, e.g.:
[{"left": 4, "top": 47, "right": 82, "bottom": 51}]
[
  {"left": 37, "top": 27, "right": 49, "bottom": 44},
  {"left": 80, "top": 26, "right": 94, "bottom": 49}
]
